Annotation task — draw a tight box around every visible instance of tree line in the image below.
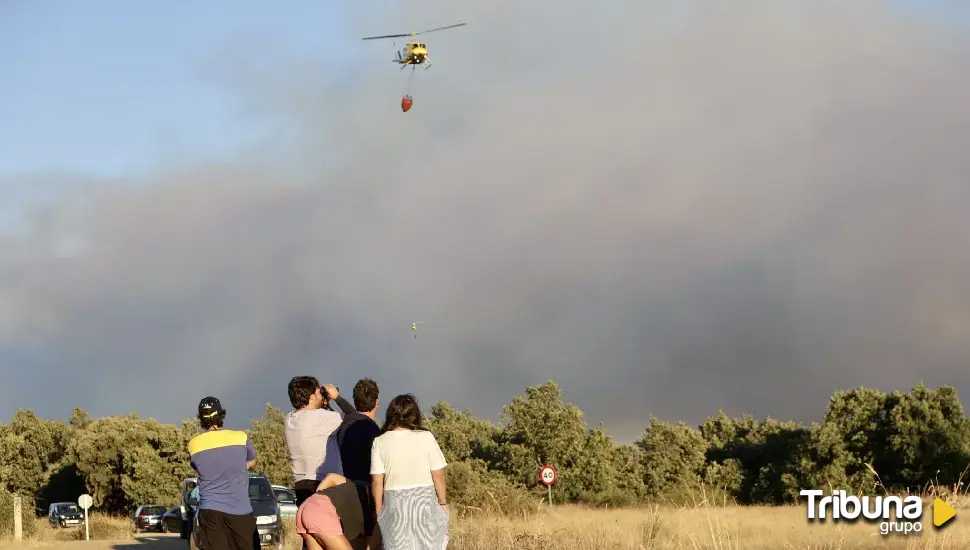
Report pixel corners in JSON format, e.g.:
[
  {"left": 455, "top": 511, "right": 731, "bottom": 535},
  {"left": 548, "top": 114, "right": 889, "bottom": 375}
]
[{"left": 1, "top": 381, "right": 968, "bottom": 525}]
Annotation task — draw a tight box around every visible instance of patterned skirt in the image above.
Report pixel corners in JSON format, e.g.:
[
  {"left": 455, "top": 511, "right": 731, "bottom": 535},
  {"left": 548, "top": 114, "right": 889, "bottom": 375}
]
[{"left": 377, "top": 485, "right": 449, "bottom": 550}]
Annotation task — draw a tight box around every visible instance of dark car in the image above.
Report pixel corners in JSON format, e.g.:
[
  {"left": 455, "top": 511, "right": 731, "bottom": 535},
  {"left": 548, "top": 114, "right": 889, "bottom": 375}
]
[
  {"left": 160, "top": 506, "right": 181, "bottom": 533},
  {"left": 132, "top": 504, "right": 167, "bottom": 532},
  {"left": 188, "top": 474, "right": 283, "bottom": 549},
  {"left": 249, "top": 474, "right": 284, "bottom": 548},
  {"left": 47, "top": 502, "right": 84, "bottom": 528}
]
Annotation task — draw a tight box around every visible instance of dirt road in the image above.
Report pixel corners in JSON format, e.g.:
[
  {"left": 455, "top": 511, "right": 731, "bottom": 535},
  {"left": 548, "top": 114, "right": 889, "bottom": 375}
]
[{"left": 3, "top": 533, "right": 188, "bottom": 549}]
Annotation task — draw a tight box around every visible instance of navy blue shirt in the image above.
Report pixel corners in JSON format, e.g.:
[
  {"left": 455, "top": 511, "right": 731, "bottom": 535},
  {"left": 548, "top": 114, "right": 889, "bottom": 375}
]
[{"left": 335, "top": 411, "right": 381, "bottom": 483}]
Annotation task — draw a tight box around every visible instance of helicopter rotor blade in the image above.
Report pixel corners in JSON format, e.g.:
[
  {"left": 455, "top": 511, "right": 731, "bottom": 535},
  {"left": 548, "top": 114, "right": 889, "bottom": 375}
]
[
  {"left": 361, "top": 33, "right": 412, "bottom": 40},
  {"left": 415, "top": 23, "right": 466, "bottom": 35}
]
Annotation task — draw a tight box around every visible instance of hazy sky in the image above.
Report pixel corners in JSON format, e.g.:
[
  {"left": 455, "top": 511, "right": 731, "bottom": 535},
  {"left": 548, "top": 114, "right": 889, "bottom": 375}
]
[{"left": 2, "top": 1, "right": 969, "bottom": 441}]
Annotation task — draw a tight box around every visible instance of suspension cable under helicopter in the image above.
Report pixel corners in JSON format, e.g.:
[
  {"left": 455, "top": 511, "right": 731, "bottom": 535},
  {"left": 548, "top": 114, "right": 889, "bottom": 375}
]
[{"left": 406, "top": 64, "right": 416, "bottom": 95}]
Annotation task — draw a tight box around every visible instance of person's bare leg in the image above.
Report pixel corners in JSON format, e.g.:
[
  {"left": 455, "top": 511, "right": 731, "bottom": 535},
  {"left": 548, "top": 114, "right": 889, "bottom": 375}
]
[
  {"left": 312, "top": 533, "right": 355, "bottom": 550},
  {"left": 303, "top": 533, "right": 325, "bottom": 550}
]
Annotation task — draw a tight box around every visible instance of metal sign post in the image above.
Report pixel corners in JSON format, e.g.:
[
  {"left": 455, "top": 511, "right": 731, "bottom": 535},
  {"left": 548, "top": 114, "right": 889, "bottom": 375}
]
[
  {"left": 78, "top": 494, "right": 93, "bottom": 541},
  {"left": 540, "top": 465, "right": 557, "bottom": 511}
]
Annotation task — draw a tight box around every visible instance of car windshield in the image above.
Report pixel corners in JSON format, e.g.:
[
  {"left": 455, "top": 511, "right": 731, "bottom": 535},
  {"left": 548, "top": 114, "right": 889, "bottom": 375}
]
[
  {"left": 249, "top": 477, "right": 274, "bottom": 501},
  {"left": 142, "top": 506, "right": 166, "bottom": 515},
  {"left": 60, "top": 505, "right": 81, "bottom": 514},
  {"left": 274, "top": 489, "right": 295, "bottom": 503}
]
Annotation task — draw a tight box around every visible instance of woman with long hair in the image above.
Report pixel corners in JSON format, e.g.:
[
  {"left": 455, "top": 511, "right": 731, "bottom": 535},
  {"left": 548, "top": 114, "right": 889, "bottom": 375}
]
[{"left": 370, "top": 394, "right": 449, "bottom": 550}]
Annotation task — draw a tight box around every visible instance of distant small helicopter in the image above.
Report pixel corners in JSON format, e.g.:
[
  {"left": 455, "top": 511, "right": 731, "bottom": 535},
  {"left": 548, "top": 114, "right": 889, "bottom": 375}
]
[{"left": 362, "top": 23, "right": 466, "bottom": 70}]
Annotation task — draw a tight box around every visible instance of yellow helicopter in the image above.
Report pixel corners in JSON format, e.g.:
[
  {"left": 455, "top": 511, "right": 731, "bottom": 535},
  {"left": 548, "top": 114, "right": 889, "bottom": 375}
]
[{"left": 362, "top": 23, "right": 466, "bottom": 70}]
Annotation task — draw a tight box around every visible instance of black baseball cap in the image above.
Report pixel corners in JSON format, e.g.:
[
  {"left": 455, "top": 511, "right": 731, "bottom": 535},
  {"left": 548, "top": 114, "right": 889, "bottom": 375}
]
[{"left": 198, "top": 396, "right": 226, "bottom": 419}]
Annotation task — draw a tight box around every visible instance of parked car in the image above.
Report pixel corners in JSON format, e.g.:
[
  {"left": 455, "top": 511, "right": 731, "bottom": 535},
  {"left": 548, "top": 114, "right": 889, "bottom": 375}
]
[
  {"left": 132, "top": 504, "right": 167, "bottom": 532},
  {"left": 160, "top": 506, "right": 181, "bottom": 533},
  {"left": 250, "top": 474, "right": 285, "bottom": 548},
  {"left": 47, "top": 502, "right": 84, "bottom": 529},
  {"left": 188, "top": 473, "right": 283, "bottom": 550},
  {"left": 271, "top": 485, "right": 298, "bottom": 518}
]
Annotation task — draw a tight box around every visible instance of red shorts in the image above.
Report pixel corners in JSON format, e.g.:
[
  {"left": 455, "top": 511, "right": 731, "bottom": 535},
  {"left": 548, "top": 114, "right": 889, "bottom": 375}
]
[{"left": 295, "top": 493, "right": 343, "bottom": 537}]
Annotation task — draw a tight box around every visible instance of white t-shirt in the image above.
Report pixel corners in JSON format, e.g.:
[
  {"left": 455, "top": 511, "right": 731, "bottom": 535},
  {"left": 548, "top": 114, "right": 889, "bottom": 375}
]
[
  {"left": 370, "top": 429, "right": 447, "bottom": 490},
  {"left": 284, "top": 408, "right": 344, "bottom": 482}
]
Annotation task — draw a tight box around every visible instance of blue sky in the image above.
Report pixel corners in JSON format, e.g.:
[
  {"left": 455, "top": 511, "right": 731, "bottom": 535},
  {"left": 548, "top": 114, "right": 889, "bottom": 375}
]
[
  {"left": 1, "top": 1, "right": 966, "bottom": 183},
  {"left": 0, "top": 1, "right": 352, "bottom": 181},
  {"left": 0, "top": 0, "right": 966, "bottom": 235},
  {"left": 893, "top": 0, "right": 970, "bottom": 22}
]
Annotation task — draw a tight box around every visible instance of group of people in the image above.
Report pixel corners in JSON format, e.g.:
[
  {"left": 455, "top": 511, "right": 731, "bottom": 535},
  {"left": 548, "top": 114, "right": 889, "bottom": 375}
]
[{"left": 186, "top": 377, "right": 450, "bottom": 550}]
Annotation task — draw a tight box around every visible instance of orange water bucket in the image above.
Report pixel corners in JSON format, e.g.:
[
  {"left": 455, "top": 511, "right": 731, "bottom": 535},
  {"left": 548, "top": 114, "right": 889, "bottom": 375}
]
[{"left": 401, "top": 95, "right": 413, "bottom": 112}]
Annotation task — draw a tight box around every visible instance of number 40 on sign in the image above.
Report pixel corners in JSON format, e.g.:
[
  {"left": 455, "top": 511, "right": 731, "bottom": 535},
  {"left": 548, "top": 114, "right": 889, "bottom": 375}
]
[{"left": 540, "top": 465, "right": 557, "bottom": 510}]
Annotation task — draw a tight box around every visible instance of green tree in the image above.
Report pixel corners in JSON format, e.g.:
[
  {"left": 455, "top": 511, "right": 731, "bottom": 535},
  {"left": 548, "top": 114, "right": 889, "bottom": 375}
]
[
  {"left": 492, "top": 382, "right": 592, "bottom": 501},
  {"left": 0, "top": 379, "right": 967, "bottom": 513},
  {"left": 0, "top": 410, "right": 71, "bottom": 497},
  {"left": 441, "top": 459, "right": 535, "bottom": 517},
  {"left": 426, "top": 400, "right": 499, "bottom": 464},
  {"left": 573, "top": 427, "right": 645, "bottom": 506},
  {"left": 885, "top": 384, "right": 970, "bottom": 488},
  {"left": 71, "top": 414, "right": 190, "bottom": 512},
  {"left": 815, "top": 387, "right": 894, "bottom": 490},
  {"left": 69, "top": 408, "right": 92, "bottom": 430},
  {"left": 636, "top": 418, "right": 707, "bottom": 498},
  {"left": 249, "top": 404, "right": 293, "bottom": 487},
  {"left": 700, "top": 413, "right": 822, "bottom": 504}
]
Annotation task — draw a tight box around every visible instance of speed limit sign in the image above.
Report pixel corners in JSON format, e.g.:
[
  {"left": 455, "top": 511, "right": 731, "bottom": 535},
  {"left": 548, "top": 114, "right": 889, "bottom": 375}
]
[{"left": 540, "top": 464, "right": 557, "bottom": 486}]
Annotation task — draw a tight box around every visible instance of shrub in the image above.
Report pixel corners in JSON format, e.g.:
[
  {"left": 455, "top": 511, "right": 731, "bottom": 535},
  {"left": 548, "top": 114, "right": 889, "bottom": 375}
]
[
  {"left": 69, "top": 512, "right": 132, "bottom": 540},
  {"left": 0, "top": 491, "right": 38, "bottom": 539},
  {"left": 576, "top": 488, "right": 641, "bottom": 508},
  {"left": 445, "top": 459, "right": 540, "bottom": 517}
]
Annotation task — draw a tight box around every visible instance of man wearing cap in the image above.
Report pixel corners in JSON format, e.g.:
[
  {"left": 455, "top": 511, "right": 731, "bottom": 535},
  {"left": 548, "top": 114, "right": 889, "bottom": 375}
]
[{"left": 188, "top": 396, "right": 259, "bottom": 550}]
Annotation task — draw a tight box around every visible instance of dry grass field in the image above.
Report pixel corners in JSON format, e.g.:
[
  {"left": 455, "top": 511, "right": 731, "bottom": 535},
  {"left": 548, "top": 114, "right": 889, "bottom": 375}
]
[
  {"left": 446, "top": 503, "right": 969, "bottom": 550},
  {"left": 0, "top": 506, "right": 970, "bottom": 550},
  {"left": 1, "top": 500, "right": 968, "bottom": 550}
]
